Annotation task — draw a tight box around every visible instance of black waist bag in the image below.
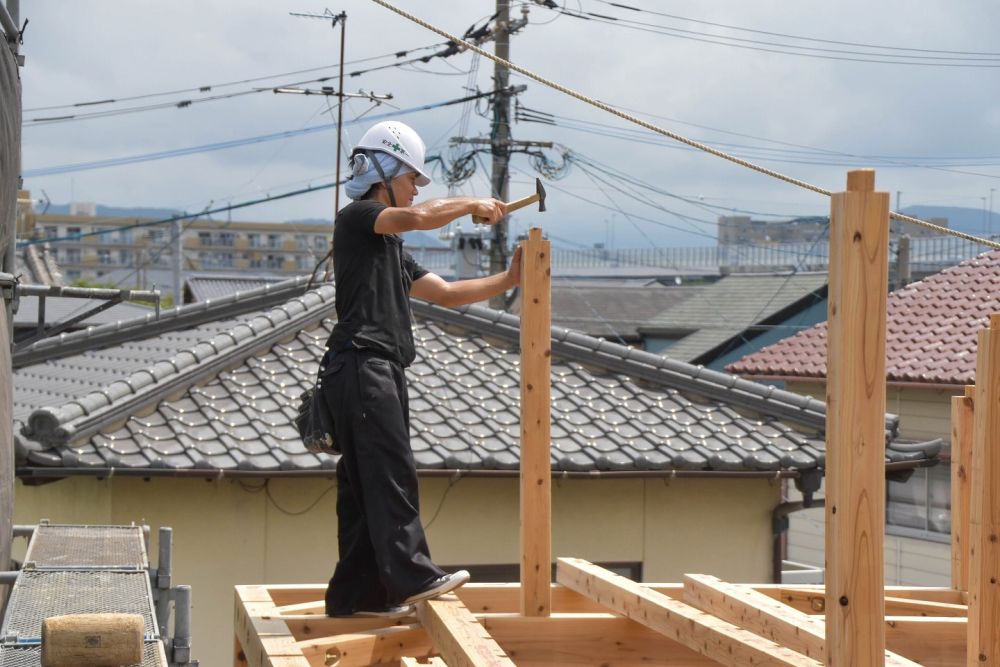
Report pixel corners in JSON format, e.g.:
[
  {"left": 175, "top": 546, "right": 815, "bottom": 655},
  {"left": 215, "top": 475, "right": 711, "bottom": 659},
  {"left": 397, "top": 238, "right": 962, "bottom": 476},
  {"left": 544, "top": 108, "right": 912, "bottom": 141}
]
[{"left": 295, "top": 354, "right": 339, "bottom": 454}]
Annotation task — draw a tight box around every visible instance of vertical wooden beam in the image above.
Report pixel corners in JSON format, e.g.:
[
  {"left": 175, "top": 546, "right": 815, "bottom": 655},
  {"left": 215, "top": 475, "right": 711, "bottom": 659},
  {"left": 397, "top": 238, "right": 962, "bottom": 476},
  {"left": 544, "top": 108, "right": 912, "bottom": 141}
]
[
  {"left": 952, "top": 385, "right": 975, "bottom": 592},
  {"left": 824, "top": 169, "right": 889, "bottom": 666},
  {"left": 969, "top": 317, "right": 1000, "bottom": 665},
  {"left": 520, "top": 227, "right": 552, "bottom": 617}
]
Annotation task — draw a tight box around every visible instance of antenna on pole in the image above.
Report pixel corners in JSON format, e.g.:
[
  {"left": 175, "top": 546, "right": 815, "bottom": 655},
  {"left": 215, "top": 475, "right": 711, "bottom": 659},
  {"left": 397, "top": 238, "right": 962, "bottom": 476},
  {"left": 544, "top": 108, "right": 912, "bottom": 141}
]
[{"left": 291, "top": 8, "right": 355, "bottom": 286}]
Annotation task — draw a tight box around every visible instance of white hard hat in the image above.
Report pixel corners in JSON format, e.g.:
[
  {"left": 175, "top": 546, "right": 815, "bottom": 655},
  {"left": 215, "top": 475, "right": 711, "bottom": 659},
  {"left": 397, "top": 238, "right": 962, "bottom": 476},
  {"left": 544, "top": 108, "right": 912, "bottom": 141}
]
[{"left": 353, "top": 121, "right": 431, "bottom": 186}]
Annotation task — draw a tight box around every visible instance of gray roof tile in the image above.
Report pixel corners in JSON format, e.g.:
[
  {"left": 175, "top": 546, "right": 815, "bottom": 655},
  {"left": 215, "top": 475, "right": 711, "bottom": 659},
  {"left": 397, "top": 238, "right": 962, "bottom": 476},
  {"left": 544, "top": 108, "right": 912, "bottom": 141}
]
[
  {"left": 12, "top": 283, "right": 940, "bottom": 478},
  {"left": 640, "top": 273, "right": 828, "bottom": 363}
]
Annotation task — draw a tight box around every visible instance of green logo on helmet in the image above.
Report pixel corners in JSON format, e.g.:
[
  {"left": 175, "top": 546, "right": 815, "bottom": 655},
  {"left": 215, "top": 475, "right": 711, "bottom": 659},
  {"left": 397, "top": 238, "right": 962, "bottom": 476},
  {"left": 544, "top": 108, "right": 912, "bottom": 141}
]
[{"left": 381, "top": 139, "right": 409, "bottom": 156}]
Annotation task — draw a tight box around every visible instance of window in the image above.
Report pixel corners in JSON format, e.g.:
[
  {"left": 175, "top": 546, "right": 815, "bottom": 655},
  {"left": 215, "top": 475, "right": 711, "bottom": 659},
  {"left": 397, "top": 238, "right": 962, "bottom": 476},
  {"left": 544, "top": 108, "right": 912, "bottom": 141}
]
[
  {"left": 264, "top": 254, "right": 283, "bottom": 270},
  {"left": 94, "top": 226, "right": 114, "bottom": 243},
  {"left": 118, "top": 250, "right": 132, "bottom": 266},
  {"left": 66, "top": 227, "right": 82, "bottom": 240},
  {"left": 267, "top": 233, "right": 282, "bottom": 249},
  {"left": 116, "top": 229, "right": 133, "bottom": 245},
  {"left": 198, "top": 231, "right": 212, "bottom": 245},
  {"left": 887, "top": 465, "right": 950, "bottom": 535},
  {"left": 148, "top": 229, "right": 165, "bottom": 244},
  {"left": 294, "top": 234, "right": 309, "bottom": 251},
  {"left": 203, "top": 252, "right": 234, "bottom": 269},
  {"left": 296, "top": 255, "right": 313, "bottom": 271},
  {"left": 219, "top": 232, "right": 235, "bottom": 247},
  {"left": 314, "top": 235, "right": 327, "bottom": 251},
  {"left": 43, "top": 226, "right": 58, "bottom": 239},
  {"left": 248, "top": 233, "right": 262, "bottom": 248},
  {"left": 65, "top": 248, "right": 82, "bottom": 264},
  {"left": 97, "top": 249, "right": 112, "bottom": 265}
]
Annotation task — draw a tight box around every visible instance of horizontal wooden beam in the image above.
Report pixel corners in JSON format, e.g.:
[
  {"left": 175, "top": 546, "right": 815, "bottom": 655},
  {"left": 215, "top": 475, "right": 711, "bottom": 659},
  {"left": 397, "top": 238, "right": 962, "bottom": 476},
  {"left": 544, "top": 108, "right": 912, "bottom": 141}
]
[
  {"left": 684, "top": 574, "right": 825, "bottom": 661},
  {"left": 885, "top": 617, "right": 965, "bottom": 666},
  {"left": 295, "top": 624, "right": 432, "bottom": 667},
  {"left": 883, "top": 596, "right": 967, "bottom": 617},
  {"left": 234, "top": 593, "right": 308, "bottom": 667},
  {"left": 482, "top": 613, "right": 718, "bottom": 666},
  {"left": 557, "top": 558, "right": 819, "bottom": 666},
  {"left": 281, "top": 616, "right": 415, "bottom": 643},
  {"left": 766, "top": 587, "right": 965, "bottom": 614},
  {"left": 456, "top": 582, "right": 684, "bottom": 614},
  {"left": 417, "top": 597, "right": 516, "bottom": 667},
  {"left": 683, "top": 575, "right": 919, "bottom": 667},
  {"left": 401, "top": 658, "right": 447, "bottom": 667}
]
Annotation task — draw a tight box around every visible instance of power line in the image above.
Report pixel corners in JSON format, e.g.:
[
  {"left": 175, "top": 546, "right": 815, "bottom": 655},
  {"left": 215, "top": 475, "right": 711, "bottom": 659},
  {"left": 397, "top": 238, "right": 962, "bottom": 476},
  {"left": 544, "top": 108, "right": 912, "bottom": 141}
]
[
  {"left": 23, "top": 42, "right": 448, "bottom": 113},
  {"left": 17, "top": 181, "right": 341, "bottom": 248},
  {"left": 23, "top": 88, "right": 505, "bottom": 178},
  {"left": 515, "top": 107, "right": 1000, "bottom": 180},
  {"left": 25, "top": 74, "right": 365, "bottom": 126},
  {"left": 543, "top": 2, "right": 1000, "bottom": 67},
  {"left": 589, "top": 0, "right": 1000, "bottom": 57}
]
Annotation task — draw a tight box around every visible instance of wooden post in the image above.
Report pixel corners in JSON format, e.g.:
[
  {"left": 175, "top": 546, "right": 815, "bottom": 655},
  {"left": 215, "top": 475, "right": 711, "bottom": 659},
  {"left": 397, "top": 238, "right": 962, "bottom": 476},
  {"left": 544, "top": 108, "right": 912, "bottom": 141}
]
[
  {"left": 824, "top": 169, "right": 889, "bottom": 666},
  {"left": 520, "top": 227, "right": 552, "bottom": 617},
  {"left": 969, "top": 316, "right": 1000, "bottom": 665},
  {"left": 952, "top": 385, "right": 974, "bottom": 591}
]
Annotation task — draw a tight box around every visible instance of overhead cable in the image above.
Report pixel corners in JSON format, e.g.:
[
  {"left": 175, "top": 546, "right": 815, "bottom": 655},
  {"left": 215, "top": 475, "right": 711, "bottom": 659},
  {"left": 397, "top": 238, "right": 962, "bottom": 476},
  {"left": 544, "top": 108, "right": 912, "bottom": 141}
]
[
  {"left": 367, "top": 0, "right": 1000, "bottom": 250},
  {"left": 24, "top": 42, "right": 448, "bottom": 113},
  {"left": 24, "top": 88, "right": 507, "bottom": 178}
]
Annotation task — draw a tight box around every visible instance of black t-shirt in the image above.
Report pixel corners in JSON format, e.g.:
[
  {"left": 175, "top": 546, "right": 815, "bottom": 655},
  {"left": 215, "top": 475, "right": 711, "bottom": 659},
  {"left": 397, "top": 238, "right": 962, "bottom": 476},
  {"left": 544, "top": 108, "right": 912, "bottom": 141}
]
[{"left": 327, "top": 200, "right": 428, "bottom": 366}]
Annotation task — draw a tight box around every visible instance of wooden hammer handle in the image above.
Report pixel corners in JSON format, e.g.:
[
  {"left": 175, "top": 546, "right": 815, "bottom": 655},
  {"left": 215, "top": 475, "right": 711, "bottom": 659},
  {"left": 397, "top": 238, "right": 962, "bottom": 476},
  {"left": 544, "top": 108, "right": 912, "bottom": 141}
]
[{"left": 472, "top": 193, "right": 540, "bottom": 224}]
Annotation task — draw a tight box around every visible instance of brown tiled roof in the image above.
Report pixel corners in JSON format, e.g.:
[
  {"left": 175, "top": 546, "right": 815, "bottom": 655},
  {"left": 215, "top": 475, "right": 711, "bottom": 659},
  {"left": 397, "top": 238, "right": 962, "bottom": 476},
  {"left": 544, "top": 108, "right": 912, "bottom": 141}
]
[{"left": 727, "top": 250, "right": 1000, "bottom": 386}]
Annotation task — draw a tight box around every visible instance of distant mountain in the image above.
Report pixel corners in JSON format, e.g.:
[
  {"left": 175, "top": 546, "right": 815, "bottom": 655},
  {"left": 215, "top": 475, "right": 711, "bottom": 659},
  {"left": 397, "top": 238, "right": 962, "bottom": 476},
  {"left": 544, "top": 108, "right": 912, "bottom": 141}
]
[{"left": 901, "top": 205, "right": 1000, "bottom": 235}]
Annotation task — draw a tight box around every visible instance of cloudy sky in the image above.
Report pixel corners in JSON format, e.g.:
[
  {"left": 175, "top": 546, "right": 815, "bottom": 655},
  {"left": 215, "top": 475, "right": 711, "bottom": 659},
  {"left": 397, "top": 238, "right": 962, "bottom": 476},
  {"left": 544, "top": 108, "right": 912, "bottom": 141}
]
[{"left": 16, "top": 0, "right": 1000, "bottom": 248}]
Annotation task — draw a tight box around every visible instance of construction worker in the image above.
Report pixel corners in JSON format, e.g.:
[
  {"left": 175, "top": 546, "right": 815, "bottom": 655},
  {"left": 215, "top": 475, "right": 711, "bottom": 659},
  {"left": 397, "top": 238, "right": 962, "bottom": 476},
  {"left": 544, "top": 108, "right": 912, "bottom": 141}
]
[{"left": 322, "top": 120, "right": 521, "bottom": 617}]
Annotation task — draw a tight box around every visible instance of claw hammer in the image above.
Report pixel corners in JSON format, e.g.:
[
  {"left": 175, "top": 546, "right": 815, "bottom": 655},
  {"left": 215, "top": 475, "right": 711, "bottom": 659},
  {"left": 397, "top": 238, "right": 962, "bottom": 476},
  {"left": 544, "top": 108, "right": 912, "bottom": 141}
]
[{"left": 472, "top": 178, "right": 547, "bottom": 224}]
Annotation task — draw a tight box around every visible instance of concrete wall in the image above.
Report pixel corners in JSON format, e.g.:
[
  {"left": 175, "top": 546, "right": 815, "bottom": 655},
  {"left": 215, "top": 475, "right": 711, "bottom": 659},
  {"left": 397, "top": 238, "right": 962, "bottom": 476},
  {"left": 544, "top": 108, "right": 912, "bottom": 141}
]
[
  {"left": 13, "top": 474, "right": 779, "bottom": 667},
  {"left": 784, "top": 380, "right": 953, "bottom": 587}
]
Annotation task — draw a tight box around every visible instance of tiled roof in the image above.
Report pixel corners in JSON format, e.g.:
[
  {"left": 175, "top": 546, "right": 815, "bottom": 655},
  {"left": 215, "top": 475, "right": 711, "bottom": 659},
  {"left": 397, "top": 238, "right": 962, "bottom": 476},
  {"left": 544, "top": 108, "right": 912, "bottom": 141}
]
[
  {"left": 13, "top": 275, "right": 311, "bottom": 368},
  {"left": 13, "top": 244, "right": 62, "bottom": 286},
  {"left": 639, "top": 273, "right": 828, "bottom": 363},
  {"left": 13, "top": 286, "right": 939, "bottom": 478},
  {"left": 184, "top": 273, "right": 292, "bottom": 303},
  {"left": 511, "top": 280, "right": 701, "bottom": 341},
  {"left": 13, "top": 297, "right": 152, "bottom": 331},
  {"left": 727, "top": 251, "right": 1000, "bottom": 386}
]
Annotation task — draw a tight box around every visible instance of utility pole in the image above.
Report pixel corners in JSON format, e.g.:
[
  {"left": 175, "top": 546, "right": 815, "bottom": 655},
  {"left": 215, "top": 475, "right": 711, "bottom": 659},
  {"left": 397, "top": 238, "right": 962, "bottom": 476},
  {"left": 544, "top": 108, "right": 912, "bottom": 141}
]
[
  {"left": 172, "top": 218, "right": 182, "bottom": 306},
  {"left": 489, "top": 0, "right": 513, "bottom": 299},
  {"left": 990, "top": 188, "right": 996, "bottom": 236},
  {"left": 451, "top": 3, "right": 548, "bottom": 309}
]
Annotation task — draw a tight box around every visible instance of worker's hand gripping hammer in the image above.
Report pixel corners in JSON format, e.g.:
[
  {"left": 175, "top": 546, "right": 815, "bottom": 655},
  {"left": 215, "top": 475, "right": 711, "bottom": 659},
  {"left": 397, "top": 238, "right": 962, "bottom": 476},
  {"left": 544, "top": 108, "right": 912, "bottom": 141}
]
[{"left": 472, "top": 178, "right": 547, "bottom": 224}]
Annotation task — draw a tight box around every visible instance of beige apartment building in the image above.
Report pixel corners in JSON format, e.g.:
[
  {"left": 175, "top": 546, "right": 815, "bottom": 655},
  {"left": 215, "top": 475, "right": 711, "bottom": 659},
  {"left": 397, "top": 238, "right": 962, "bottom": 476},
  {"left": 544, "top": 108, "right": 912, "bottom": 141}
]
[{"left": 27, "top": 210, "right": 332, "bottom": 287}]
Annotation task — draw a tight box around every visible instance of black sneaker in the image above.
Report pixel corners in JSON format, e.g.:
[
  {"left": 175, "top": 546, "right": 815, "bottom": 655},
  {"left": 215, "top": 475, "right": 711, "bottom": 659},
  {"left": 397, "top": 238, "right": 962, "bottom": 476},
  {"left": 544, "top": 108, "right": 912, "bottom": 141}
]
[{"left": 402, "top": 570, "right": 471, "bottom": 605}]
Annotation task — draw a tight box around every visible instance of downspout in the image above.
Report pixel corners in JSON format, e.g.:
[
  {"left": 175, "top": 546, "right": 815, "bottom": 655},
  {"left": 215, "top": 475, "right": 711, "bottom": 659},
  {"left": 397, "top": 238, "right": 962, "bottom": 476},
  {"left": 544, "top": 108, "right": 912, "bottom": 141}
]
[{"left": 771, "top": 468, "right": 823, "bottom": 583}]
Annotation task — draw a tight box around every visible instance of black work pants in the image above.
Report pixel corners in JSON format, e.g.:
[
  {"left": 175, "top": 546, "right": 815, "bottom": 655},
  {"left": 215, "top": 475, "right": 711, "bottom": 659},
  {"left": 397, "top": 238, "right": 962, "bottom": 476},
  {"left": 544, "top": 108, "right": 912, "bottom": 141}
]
[{"left": 321, "top": 348, "right": 444, "bottom": 615}]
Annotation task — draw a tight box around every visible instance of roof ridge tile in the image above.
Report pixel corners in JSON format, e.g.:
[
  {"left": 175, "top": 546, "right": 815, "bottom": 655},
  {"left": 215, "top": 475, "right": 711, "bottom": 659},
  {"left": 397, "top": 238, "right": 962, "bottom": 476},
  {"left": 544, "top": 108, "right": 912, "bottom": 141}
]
[{"left": 21, "top": 285, "right": 335, "bottom": 448}]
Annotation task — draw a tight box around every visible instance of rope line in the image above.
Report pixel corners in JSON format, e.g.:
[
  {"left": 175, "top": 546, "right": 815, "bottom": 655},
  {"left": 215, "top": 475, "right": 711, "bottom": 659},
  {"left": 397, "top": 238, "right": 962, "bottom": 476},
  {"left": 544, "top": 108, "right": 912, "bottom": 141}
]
[{"left": 367, "top": 0, "right": 1000, "bottom": 251}]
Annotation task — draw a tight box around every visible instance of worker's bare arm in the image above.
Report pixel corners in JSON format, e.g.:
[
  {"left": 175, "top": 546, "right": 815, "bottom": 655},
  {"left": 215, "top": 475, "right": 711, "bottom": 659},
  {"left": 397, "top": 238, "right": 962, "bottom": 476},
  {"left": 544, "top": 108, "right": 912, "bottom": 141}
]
[
  {"left": 374, "top": 198, "right": 506, "bottom": 235},
  {"left": 411, "top": 246, "right": 522, "bottom": 308}
]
